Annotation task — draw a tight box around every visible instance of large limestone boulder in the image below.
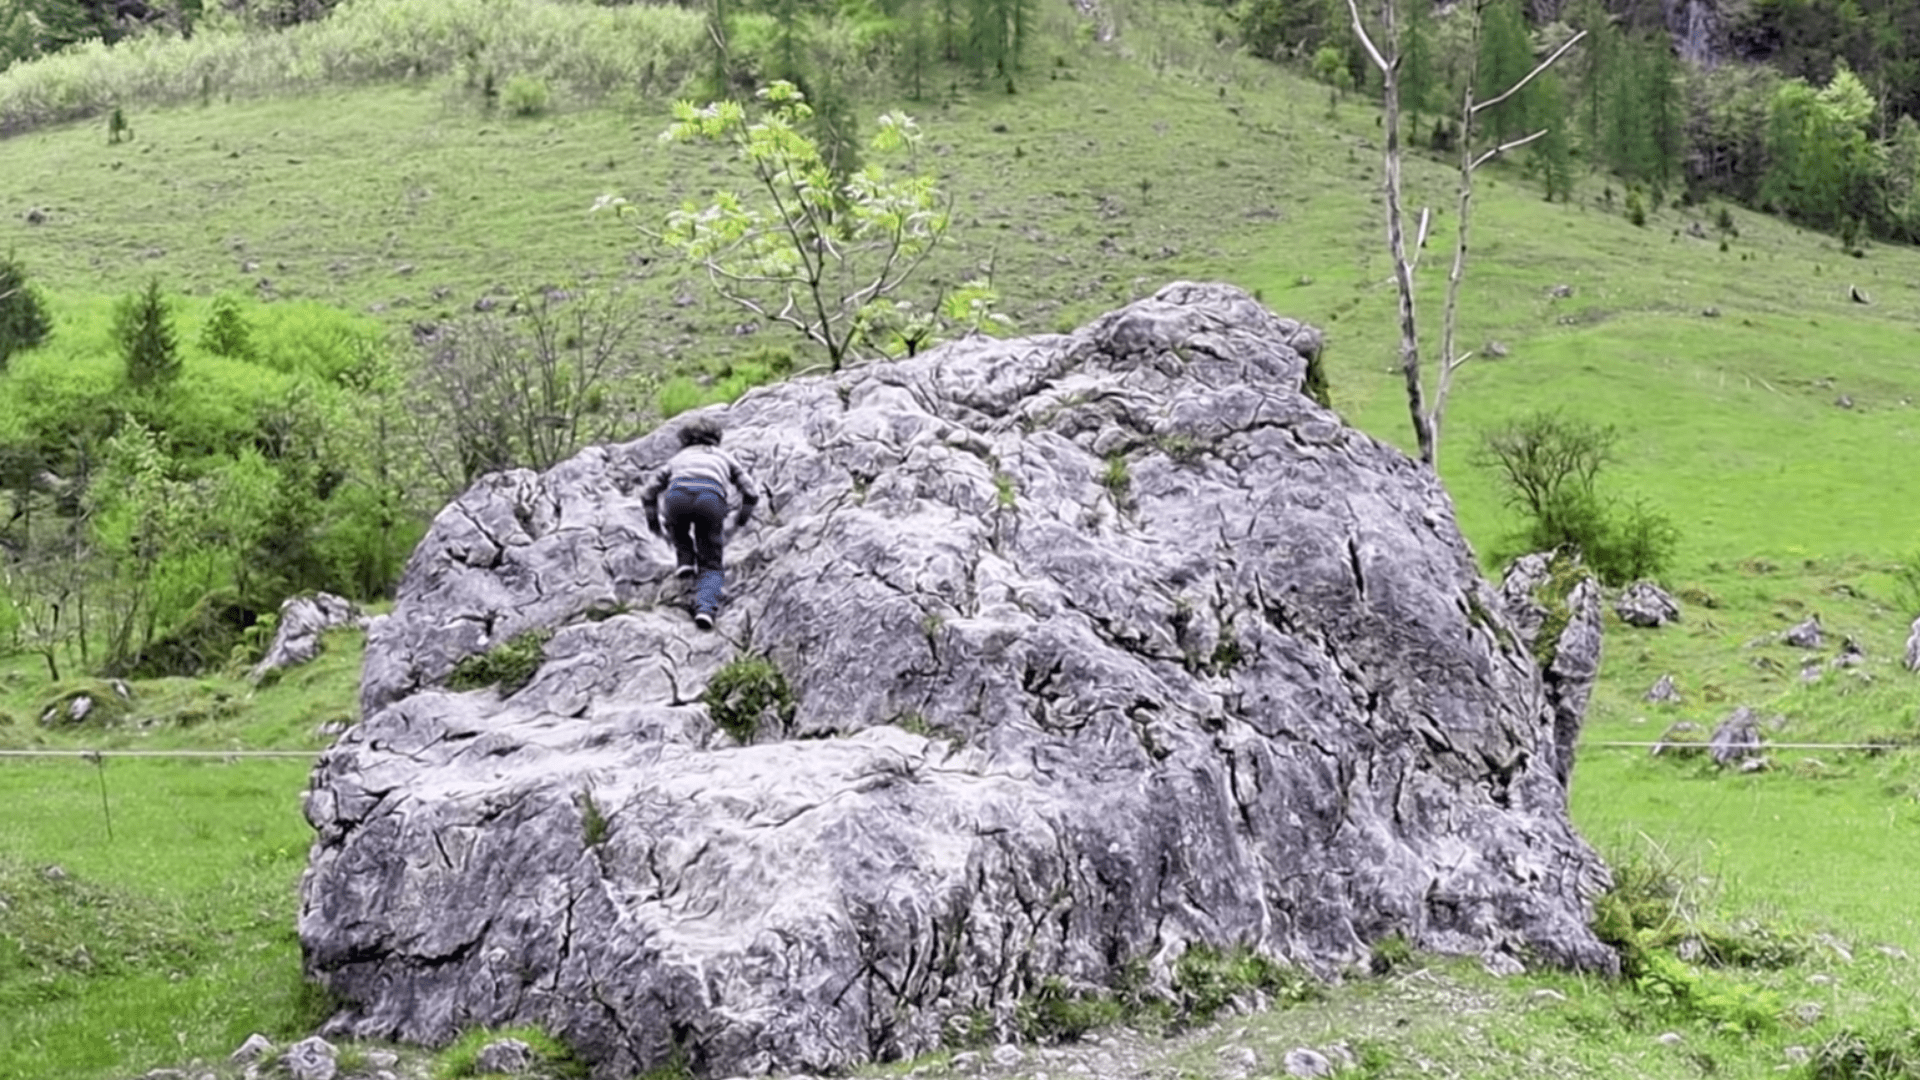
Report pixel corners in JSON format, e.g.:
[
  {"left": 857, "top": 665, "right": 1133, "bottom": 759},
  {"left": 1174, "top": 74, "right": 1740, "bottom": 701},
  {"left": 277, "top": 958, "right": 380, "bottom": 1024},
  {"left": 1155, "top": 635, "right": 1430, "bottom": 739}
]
[{"left": 299, "top": 283, "right": 1616, "bottom": 1079}]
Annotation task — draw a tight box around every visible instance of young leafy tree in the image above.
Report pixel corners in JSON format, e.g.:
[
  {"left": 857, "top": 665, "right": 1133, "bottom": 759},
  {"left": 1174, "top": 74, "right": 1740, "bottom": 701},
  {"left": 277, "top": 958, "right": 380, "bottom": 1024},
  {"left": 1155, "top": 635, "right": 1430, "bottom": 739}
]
[
  {"left": 0, "top": 251, "right": 53, "bottom": 370},
  {"left": 1763, "top": 66, "right": 1878, "bottom": 233},
  {"left": 640, "top": 82, "right": 952, "bottom": 372},
  {"left": 117, "top": 277, "right": 182, "bottom": 389}
]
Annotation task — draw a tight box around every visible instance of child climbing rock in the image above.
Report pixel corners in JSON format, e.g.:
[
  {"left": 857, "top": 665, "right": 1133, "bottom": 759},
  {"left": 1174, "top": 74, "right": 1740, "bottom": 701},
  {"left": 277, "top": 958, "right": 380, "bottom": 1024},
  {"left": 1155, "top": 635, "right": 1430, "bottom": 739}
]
[{"left": 640, "top": 416, "right": 760, "bottom": 629}]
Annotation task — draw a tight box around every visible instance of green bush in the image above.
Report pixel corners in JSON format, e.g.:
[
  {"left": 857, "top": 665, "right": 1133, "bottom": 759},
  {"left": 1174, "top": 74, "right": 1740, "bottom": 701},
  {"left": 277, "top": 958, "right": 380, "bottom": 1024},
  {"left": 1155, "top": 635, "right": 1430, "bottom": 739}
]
[
  {"left": 1017, "top": 977, "right": 1128, "bottom": 1042},
  {"left": 1478, "top": 410, "right": 1679, "bottom": 586},
  {"left": 1171, "top": 944, "right": 1321, "bottom": 1025},
  {"left": 128, "top": 588, "right": 258, "bottom": 678},
  {"left": 447, "top": 628, "right": 553, "bottom": 694},
  {"left": 702, "top": 654, "right": 795, "bottom": 743},
  {"left": 502, "top": 73, "right": 551, "bottom": 116}
]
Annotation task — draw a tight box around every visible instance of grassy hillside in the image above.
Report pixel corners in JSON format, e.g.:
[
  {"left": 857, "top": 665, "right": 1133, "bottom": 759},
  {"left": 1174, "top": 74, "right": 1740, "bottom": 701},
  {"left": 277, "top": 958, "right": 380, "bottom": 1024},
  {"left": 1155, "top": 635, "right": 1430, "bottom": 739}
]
[{"left": 3, "top": 3, "right": 1920, "bottom": 1078}]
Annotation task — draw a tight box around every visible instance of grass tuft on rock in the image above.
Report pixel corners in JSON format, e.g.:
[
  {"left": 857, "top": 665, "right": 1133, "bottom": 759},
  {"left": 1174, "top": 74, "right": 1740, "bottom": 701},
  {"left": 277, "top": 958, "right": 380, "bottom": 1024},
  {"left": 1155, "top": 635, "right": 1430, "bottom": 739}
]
[
  {"left": 446, "top": 629, "right": 553, "bottom": 695},
  {"left": 702, "top": 654, "right": 796, "bottom": 744}
]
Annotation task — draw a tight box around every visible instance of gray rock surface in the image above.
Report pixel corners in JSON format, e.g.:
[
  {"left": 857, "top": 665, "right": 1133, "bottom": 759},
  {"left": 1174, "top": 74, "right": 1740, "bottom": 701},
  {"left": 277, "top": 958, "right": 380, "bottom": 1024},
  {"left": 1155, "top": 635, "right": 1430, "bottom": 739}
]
[
  {"left": 300, "top": 283, "right": 1616, "bottom": 1080},
  {"left": 1709, "top": 708, "right": 1765, "bottom": 767},
  {"left": 1615, "top": 581, "right": 1680, "bottom": 628},
  {"left": 250, "top": 592, "right": 365, "bottom": 684},
  {"left": 1908, "top": 617, "right": 1920, "bottom": 673},
  {"left": 1495, "top": 556, "right": 1603, "bottom": 790}
]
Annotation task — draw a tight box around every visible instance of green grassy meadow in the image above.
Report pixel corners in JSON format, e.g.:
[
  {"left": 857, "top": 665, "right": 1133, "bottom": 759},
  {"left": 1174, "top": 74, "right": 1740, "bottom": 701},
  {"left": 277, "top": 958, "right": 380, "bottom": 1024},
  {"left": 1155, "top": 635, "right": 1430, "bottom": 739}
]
[{"left": 3, "top": 3, "right": 1920, "bottom": 1077}]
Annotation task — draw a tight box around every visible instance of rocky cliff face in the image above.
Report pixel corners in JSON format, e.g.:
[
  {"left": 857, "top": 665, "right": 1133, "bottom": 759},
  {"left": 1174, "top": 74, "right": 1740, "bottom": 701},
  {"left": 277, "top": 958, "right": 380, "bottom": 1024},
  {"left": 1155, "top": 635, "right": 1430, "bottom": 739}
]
[{"left": 299, "top": 282, "right": 1615, "bottom": 1079}]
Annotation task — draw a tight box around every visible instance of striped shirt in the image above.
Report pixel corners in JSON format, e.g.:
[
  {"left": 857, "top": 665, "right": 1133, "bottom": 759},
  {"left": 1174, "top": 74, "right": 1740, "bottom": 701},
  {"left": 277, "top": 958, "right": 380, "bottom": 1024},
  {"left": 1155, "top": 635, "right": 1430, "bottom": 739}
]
[{"left": 641, "top": 446, "right": 760, "bottom": 520}]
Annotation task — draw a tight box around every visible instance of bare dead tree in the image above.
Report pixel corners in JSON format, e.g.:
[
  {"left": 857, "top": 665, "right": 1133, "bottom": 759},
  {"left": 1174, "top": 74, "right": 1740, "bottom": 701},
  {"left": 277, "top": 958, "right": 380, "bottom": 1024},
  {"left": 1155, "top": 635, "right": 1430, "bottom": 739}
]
[
  {"left": 409, "top": 285, "right": 645, "bottom": 495},
  {"left": 1345, "top": 0, "right": 1583, "bottom": 467}
]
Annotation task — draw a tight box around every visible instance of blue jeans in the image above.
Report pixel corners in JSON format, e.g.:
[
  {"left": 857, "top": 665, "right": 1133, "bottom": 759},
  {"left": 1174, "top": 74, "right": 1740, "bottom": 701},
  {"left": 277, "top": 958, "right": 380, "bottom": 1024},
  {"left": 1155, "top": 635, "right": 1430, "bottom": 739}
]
[{"left": 663, "top": 480, "right": 727, "bottom": 616}]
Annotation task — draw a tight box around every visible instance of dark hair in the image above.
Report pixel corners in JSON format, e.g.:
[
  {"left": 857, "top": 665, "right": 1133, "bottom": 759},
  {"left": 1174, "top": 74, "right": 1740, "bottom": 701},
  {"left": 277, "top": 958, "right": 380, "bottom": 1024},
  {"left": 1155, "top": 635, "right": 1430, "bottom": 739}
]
[{"left": 678, "top": 416, "right": 723, "bottom": 447}]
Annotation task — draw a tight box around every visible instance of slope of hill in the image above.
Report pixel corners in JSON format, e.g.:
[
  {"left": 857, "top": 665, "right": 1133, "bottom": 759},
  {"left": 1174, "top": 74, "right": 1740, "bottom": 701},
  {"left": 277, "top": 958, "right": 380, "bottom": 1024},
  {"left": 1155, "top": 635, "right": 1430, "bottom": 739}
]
[{"left": 3, "top": 4, "right": 1920, "bottom": 1078}]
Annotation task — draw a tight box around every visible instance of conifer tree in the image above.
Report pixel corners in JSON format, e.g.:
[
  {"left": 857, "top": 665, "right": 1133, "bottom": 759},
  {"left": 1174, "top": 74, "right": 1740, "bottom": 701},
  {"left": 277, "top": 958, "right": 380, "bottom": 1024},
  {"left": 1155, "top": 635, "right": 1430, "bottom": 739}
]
[
  {"left": 771, "top": 0, "right": 805, "bottom": 83},
  {"left": 197, "top": 293, "right": 254, "bottom": 361},
  {"left": 0, "top": 252, "right": 52, "bottom": 370},
  {"left": 1475, "top": 0, "right": 1534, "bottom": 143},
  {"left": 939, "top": 0, "right": 960, "bottom": 62},
  {"left": 1399, "top": 0, "right": 1436, "bottom": 130},
  {"left": 899, "top": 0, "right": 934, "bottom": 99},
  {"left": 117, "top": 278, "right": 181, "bottom": 389},
  {"left": 1567, "top": 0, "right": 1616, "bottom": 161},
  {"left": 1532, "top": 71, "right": 1575, "bottom": 200}
]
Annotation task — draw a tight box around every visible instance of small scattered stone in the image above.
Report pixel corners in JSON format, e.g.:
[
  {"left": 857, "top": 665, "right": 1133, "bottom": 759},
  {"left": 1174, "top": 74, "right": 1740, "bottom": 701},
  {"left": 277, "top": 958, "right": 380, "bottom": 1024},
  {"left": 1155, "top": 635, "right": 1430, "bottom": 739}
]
[
  {"left": 947, "top": 1051, "right": 980, "bottom": 1071},
  {"left": 1548, "top": 283, "right": 1573, "bottom": 298},
  {"left": 1737, "top": 757, "right": 1771, "bottom": 773},
  {"left": 230, "top": 1034, "right": 275, "bottom": 1064},
  {"left": 283, "top": 1036, "right": 338, "bottom": 1080},
  {"left": 24, "top": 206, "right": 46, "bottom": 224},
  {"left": 1830, "top": 637, "right": 1866, "bottom": 669},
  {"left": 395, "top": 263, "right": 417, "bottom": 276},
  {"left": 1784, "top": 1046, "right": 1812, "bottom": 1064},
  {"left": 1877, "top": 944, "right": 1912, "bottom": 961},
  {"left": 1656, "top": 1031, "right": 1685, "bottom": 1046},
  {"left": 1530, "top": 988, "right": 1568, "bottom": 1002},
  {"left": 1701, "top": 306, "right": 1720, "bottom": 318},
  {"left": 1791, "top": 1001, "right": 1824, "bottom": 1025},
  {"left": 1644, "top": 674, "right": 1680, "bottom": 704},
  {"left": 366, "top": 1050, "right": 399, "bottom": 1068},
  {"left": 1835, "top": 394, "right": 1854, "bottom": 409},
  {"left": 41, "top": 864, "right": 67, "bottom": 881},
  {"left": 141, "top": 1070, "right": 186, "bottom": 1080},
  {"left": 1783, "top": 614, "right": 1824, "bottom": 648},
  {"left": 1616, "top": 581, "right": 1681, "bottom": 627},
  {"left": 990, "top": 1044, "right": 1026, "bottom": 1068},
  {"left": 1483, "top": 340, "right": 1510, "bottom": 359},
  {"left": 1809, "top": 973, "right": 1836, "bottom": 986},
  {"left": 1283, "top": 1048, "right": 1334, "bottom": 1078},
  {"left": 475, "top": 1038, "right": 535, "bottom": 1074},
  {"left": 1904, "top": 616, "right": 1919, "bottom": 672}
]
